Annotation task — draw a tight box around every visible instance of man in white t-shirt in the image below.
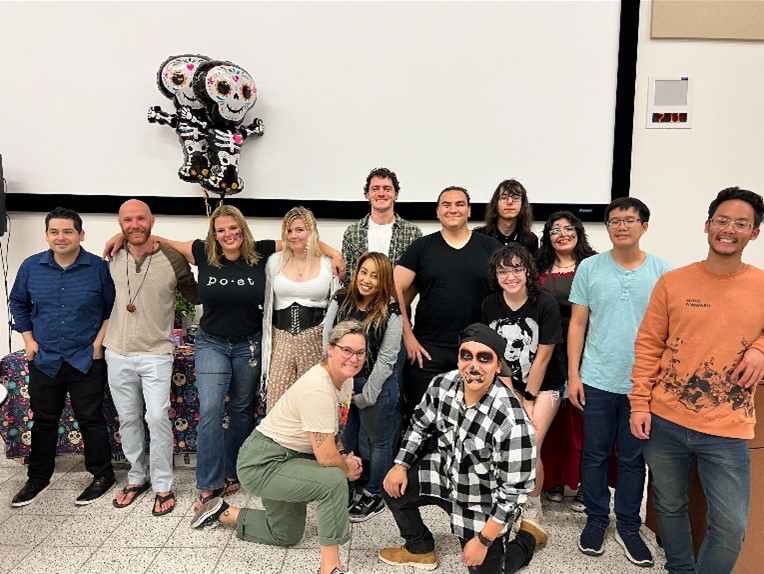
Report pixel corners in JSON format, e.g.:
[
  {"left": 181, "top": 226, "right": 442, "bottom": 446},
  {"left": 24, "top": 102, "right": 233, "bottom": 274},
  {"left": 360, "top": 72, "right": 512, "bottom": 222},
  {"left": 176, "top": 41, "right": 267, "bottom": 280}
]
[{"left": 341, "top": 167, "right": 422, "bottom": 280}]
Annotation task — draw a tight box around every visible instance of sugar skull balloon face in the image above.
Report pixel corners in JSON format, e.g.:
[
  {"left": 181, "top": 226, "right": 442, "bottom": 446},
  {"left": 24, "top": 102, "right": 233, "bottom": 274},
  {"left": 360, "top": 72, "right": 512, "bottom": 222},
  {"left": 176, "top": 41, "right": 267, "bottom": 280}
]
[
  {"left": 195, "top": 61, "right": 257, "bottom": 126},
  {"left": 158, "top": 54, "right": 210, "bottom": 110}
]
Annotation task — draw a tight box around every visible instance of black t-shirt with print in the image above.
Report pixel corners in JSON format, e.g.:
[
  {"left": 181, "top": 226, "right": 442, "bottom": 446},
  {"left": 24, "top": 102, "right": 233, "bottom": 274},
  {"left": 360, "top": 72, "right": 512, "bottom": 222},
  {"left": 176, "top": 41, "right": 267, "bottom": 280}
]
[
  {"left": 481, "top": 290, "right": 565, "bottom": 393},
  {"left": 193, "top": 239, "right": 277, "bottom": 337}
]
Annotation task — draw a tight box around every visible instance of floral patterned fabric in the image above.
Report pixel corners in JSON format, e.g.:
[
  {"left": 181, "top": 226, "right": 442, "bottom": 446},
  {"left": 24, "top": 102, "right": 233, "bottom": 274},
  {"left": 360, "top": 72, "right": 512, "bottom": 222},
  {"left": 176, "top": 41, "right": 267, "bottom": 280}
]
[{"left": 0, "top": 348, "right": 266, "bottom": 459}]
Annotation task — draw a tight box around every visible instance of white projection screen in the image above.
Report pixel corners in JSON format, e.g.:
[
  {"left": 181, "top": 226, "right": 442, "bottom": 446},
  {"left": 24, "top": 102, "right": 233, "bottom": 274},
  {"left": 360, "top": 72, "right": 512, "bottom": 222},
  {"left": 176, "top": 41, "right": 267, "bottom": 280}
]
[{"left": 0, "top": 1, "right": 638, "bottom": 221}]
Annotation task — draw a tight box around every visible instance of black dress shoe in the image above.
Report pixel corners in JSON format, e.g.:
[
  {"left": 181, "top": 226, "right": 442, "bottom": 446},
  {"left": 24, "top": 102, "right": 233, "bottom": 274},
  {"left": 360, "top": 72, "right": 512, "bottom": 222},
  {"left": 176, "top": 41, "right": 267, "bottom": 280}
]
[
  {"left": 76, "top": 475, "right": 116, "bottom": 506},
  {"left": 11, "top": 479, "right": 51, "bottom": 507}
]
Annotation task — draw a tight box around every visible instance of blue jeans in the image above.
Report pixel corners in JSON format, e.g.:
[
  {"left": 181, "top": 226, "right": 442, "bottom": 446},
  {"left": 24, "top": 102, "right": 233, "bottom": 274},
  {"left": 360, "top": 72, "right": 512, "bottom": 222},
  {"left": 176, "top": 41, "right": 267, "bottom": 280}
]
[
  {"left": 581, "top": 384, "right": 645, "bottom": 533},
  {"left": 343, "top": 348, "right": 404, "bottom": 495},
  {"left": 194, "top": 327, "right": 262, "bottom": 490},
  {"left": 643, "top": 415, "right": 750, "bottom": 574}
]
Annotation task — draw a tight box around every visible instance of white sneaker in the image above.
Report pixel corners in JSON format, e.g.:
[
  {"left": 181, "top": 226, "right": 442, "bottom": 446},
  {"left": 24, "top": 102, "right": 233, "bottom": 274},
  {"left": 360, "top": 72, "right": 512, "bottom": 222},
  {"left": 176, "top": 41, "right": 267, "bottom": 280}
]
[
  {"left": 522, "top": 499, "right": 544, "bottom": 528},
  {"left": 521, "top": 501, "right": 548, "bottom": 543}
]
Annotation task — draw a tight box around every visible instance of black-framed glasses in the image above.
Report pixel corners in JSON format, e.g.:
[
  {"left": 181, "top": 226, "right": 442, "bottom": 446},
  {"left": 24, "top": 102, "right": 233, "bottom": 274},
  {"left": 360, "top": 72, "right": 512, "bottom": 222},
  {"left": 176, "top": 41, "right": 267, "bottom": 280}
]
[
  {"left": 606, "top": 218, "right": 642, "bottom": 229},
  {"left": 498, "top": 192, "right": 522, "bottom": 203},
  {"left": 549, "top": 225, "right": 576, "bottom": 236},
  {"left": 496, "top": 266, "right": 526, "bottom": 277},
  {"left": 708, "top": 217, "right": 753, "bottom": 232},
  {"left": 331, "top": 344, "right": 366, "bottom": 359},
  {"left": 459, "top": 349, "right": 495, "bottom": 364}
]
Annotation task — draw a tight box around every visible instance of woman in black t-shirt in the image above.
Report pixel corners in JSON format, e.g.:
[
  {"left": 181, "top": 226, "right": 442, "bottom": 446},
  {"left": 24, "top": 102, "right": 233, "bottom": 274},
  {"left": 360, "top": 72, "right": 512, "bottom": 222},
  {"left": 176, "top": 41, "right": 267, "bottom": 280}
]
[{"left": 481, "top": 243, "right": 563, "bottom": 539}]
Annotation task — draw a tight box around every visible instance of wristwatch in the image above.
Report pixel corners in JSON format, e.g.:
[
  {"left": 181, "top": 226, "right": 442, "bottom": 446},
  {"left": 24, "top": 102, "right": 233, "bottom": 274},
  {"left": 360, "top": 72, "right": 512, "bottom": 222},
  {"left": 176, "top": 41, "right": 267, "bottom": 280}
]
[
  {"left": 477, "top": 532, "right": 494, "bottom": 547},
  {"left": 522, "top": 390, "right": 537, "bottom": 402}
]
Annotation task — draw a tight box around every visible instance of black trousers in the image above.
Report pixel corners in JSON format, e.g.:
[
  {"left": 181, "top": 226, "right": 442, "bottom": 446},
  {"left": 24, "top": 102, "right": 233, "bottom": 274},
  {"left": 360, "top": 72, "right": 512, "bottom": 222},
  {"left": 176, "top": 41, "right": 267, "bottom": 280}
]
[
  {"left": 27, "top": 360, "right": 114, "bottom": 482},
  {"left": 402, "top": 343, "right": 458, "bottom": 421},
  {"left": 383, "top": 461, "right": 536, "bottom": 574}
]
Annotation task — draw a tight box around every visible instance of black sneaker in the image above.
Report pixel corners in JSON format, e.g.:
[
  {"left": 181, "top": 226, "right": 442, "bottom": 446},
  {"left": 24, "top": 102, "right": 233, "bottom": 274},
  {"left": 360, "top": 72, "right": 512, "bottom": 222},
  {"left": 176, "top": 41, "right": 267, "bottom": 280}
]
[
  {"left": 76, "top": 475, "right": 116, "bottom": 506},
  {"left": 578, "top": 520, "right": 607, "bottom": 556},
  {"left": 11, "top": 479, "right": 51, "bottom": 507},
  {"left": 615, "top": 529, "right": 654, "bottom": 567},
  {"left": 191, "top": 497, "right": 229, "bottom": 529},
  {"left": 349, "top": 491, "right": 385, "bottom": 523}
]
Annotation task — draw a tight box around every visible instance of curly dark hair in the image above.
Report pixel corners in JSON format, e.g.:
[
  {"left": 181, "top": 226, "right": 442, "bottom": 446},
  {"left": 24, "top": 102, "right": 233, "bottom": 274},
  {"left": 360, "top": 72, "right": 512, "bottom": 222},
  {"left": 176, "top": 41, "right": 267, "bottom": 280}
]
[
  {"left": 483, "top": 179, "right": 534, "bottom": 240},
  {"left": 487, "top": 244, "right": 541, "bottom": 300},
  {"left": 363, "top": 167, "right": 400, "bottom": 197},
  {"left": 536, "top": 211, "right": 598, "bottom": 272}
]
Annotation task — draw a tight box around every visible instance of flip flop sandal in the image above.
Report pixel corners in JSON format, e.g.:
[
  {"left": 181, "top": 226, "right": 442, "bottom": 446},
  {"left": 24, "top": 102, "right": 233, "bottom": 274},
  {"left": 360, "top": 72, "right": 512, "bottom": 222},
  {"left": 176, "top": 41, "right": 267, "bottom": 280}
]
[
  {"left": 223, "top": 477, "right": 241, "bottom": 496},
  {"left": 193, "top": 487, "right": 225, "bottom": 511},
  {"left": 152, "top": 492, "right": 176, "bottom": 517},
  {"left": 113, "top": 483, "right": 150, "bottom": 508}
]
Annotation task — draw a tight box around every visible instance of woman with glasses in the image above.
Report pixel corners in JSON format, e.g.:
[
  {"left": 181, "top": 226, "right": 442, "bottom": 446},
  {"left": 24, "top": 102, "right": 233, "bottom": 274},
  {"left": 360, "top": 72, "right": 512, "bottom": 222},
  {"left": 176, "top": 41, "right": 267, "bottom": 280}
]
[
  {"left": 192, "top": 320, "right": 366, "bottom": 574},
  {"left": 481, "top": 244, "right": 565, "bottom": 540},
  {"left": 261, "top": 206, "right": 341, "bottom": 413},
  {"left": 323, "top": 252, "right": 402, "bottom": 523},
  {"left": 474, "top": 179, "right": 538, "bottom": 254},
  {"left": 535, "top": 211, "right": 597, "bottom": 512}
]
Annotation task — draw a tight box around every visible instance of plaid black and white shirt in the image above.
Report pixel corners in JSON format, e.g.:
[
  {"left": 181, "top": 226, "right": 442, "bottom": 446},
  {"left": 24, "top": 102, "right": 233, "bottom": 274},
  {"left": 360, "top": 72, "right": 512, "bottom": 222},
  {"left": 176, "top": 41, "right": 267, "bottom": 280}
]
[{"left": 395, "top": 369, "right": 536, "bottom": 539}]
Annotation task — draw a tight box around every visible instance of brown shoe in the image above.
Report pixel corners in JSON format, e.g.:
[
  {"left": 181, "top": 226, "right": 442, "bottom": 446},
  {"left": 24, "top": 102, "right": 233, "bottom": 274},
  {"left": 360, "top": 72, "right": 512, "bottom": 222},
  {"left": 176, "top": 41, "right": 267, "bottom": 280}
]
[
  {"left": 519, "top": 519, "right": 549, "bottom": 546},
  {"left": 378, "top": 546, "right": 438, "bottom": 570}
]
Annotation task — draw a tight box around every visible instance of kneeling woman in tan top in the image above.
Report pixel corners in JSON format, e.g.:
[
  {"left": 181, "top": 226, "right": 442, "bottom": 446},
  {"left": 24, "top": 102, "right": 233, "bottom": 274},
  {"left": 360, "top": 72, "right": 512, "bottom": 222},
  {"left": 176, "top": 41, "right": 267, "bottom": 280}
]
[{"left": 191, "top": 320, "right": 366, "bottom": 574}]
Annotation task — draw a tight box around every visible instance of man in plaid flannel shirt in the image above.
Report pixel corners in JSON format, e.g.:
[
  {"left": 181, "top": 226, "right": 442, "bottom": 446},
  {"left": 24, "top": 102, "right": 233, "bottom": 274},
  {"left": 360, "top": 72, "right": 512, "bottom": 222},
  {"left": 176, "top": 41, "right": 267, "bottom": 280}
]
[
  {"left": 341, "top": 167, "right": 422, "bottom": 281},
  {"left": 378, "top": 324, "right": 546, "bottom": 573}
]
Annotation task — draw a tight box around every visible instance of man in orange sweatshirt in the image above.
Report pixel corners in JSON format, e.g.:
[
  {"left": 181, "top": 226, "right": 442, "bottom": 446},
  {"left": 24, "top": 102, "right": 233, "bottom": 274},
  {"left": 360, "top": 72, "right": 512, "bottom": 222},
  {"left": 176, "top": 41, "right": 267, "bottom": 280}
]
[{"left": 629, "top": 187, "right": 764, "bottom": 574}]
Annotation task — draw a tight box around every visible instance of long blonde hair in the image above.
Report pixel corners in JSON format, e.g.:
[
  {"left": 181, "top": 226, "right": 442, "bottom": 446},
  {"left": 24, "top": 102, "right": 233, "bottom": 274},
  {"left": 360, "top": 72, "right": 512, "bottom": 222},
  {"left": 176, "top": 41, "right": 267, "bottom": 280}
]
[
  {"left": 279, "top": 206, "right": 321, "bottom": 267},
  {"left": 204, "top": 204, "right": 260, "bottom": 268}
]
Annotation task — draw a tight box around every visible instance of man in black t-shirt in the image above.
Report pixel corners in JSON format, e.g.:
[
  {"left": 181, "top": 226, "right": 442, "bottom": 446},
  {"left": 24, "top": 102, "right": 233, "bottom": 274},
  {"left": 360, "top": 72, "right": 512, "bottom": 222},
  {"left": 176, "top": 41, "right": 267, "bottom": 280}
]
[{"left": 394, "top": 187, "right": 501, "bottom": 418}]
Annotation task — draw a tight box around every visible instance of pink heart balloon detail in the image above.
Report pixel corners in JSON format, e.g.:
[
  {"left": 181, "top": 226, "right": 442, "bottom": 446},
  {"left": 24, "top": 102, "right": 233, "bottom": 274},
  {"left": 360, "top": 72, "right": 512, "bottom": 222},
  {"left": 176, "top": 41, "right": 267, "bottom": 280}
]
[
  {"left": 232, "top": 75, "right": 240, "bottom": 83},
  {"left": 233, "top": 134, "right": 243, "bottom": 144},
  {"left": 187, "top": 64, "right": 195, "bottom": 71}
]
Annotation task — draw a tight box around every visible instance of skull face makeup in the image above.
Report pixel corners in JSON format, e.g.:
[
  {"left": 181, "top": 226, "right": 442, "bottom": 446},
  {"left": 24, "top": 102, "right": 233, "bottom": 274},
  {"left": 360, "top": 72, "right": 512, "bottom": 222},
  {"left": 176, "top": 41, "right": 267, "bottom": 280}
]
[{"left": 194, "top": 61, "right": 257, "bottom": 126}]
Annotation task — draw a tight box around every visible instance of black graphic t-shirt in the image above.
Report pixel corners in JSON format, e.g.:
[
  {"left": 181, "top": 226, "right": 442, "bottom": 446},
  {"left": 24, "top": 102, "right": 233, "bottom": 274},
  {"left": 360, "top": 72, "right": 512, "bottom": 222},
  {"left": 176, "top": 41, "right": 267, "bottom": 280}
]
[
  {"left": 193, "top": 239, "right": 277, "bottom": 337},
  {"left": 481, "top": 290, "right": 565, "bottom": 392}
]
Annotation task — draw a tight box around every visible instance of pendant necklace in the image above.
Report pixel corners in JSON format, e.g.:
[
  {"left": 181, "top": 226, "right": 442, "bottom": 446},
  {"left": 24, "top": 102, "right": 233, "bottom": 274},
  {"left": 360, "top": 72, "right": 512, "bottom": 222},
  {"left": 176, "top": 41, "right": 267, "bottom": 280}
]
[{"left": 125, "top": 247, "right": 154, "bottom": 313}]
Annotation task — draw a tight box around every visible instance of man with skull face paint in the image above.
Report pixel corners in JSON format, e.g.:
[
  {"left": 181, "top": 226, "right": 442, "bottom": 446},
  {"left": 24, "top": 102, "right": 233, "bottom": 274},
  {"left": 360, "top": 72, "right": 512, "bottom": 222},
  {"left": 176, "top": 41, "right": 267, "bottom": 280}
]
[{"left": 379, "top": 324, "right": 544, "bottom": 573}]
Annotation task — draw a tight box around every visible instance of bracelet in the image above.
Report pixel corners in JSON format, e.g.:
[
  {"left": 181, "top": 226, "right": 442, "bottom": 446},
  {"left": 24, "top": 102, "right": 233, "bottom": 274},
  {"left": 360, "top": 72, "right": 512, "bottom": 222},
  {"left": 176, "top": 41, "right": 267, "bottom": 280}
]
[
  {"left": 522, "top": 390, "right": 537, "bottom": 402},
  {"left": 477, "top": 532, "right": 494, "bottom": 547}
]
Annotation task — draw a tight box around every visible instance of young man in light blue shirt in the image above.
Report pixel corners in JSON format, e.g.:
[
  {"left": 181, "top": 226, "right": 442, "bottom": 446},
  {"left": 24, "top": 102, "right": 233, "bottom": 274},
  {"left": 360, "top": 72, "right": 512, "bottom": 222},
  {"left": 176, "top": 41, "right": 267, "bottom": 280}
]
[{"left": 567, "top": 197, "right": 673, "bottom": 567}]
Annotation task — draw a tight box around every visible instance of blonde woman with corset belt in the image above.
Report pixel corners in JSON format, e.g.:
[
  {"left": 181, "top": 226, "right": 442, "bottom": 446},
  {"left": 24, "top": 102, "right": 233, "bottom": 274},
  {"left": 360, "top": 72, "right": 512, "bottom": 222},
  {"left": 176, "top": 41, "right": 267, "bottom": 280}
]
[{"left": 261, "top": 207, "right": 340, "bottom": 412}]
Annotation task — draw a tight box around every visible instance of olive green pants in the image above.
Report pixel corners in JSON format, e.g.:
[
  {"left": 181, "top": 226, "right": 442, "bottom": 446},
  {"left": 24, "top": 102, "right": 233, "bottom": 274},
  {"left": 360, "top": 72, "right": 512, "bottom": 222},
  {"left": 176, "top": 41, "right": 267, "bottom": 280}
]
[{"left": 236, "top": 431, "right": 350, "bottom": 547}]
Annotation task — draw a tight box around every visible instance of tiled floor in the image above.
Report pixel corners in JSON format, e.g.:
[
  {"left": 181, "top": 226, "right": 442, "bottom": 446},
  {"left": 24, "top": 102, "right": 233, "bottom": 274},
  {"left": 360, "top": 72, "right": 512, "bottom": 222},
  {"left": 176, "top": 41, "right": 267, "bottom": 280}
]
[{"left": 0, "top": 451, "right": 667, "bottom": 573}]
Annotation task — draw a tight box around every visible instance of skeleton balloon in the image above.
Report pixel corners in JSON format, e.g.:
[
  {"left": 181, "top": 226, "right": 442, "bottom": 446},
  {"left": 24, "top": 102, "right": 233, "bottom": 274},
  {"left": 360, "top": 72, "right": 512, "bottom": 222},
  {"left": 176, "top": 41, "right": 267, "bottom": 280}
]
[
  {"left": 193, "top": 59, "right": 264, "bottom": 196},
  {"left": 148, "top": 54, "right": 212, "bottom": 183},
  {"left": 148, "top": 55, "right": 264, "bottom": 198}
]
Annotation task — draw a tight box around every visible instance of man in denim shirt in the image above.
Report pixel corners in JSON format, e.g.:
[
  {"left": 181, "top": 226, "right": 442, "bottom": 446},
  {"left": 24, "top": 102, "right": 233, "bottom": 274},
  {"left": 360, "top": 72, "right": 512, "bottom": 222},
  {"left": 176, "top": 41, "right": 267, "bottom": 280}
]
[{"left": 10, "top": 207, "right": 116, "bottom": 507}]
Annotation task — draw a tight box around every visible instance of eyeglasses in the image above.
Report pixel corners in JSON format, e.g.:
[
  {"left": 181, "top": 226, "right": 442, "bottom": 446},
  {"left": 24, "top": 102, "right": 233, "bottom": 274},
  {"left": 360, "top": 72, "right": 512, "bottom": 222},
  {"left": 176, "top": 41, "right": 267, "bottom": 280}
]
[
  {"left": 606, "top": 218, "right": 642, "bottom": 229},
  {"left": 459, "top": 349, "right": 496, "bottom": 364},
  {"left": 498, "top": 193, "right": 522, "bottom": 203},
  {"left": 708, "top": 217, "right": 754, "bottom": 232},
  {"left": 331, "top": 344, "right": 367, "bottom": 359},
  {"left": 496, "top": 266, "right": 526, "bottom": 277},
  {"left": 549, "top": 225, "right": 576, "bottom": 236}
]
